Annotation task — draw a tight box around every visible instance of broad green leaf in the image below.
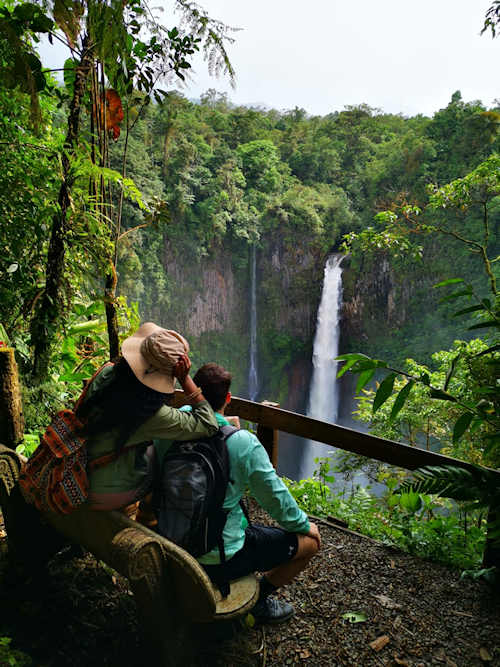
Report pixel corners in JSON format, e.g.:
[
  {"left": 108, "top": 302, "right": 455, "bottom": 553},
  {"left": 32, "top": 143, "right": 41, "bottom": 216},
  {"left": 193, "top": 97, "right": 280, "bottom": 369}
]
[
  {"left": 443, "top": 354, "right": 461, "bottom": 391},
  {"left": 68, "top": 319, "right": 104, "bottom": 334},
  {"left": 453, "top": 304, "right": 486, "bottom": 317},
  {"left": 356, "top": 368, "right": 376, "bottom": 394},
  {"left": 336, "top": 356, "right": 363, "bottom": 378},
  {"left": 387, "top": 494, "right": 400, "bottom": 508},
  {"left": 433, "top": 278, "right": 464, "bottom": 288},
  {"left": 351, "top": 359, "right": 387, "bottom": 374},
  {"left": 63, "top": 57, "right": 76, "bottom": 95},
  {"left": 373, "top": 372, "right": 397, "bottom": 413},
  {"left": 335, "top": 353, "right": 371, "bottom": 362},
  {"left": 452, "top": 412, "right": 474, "bottom": 444},
  {"left": 389, "top": 381, "right": 414, "bottom": 422},
  {"left": 468, "top": 320, "right": 500, "bottom": 330},
  {"left": 399, "top": 491, "right": 422, "bottom": 514}
]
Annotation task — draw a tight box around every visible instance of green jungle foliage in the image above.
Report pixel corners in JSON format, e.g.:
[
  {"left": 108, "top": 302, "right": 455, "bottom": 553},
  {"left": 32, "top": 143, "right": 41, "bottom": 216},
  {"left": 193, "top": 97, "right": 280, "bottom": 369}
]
[{"left": 284, "top": 457, "right": 487, "bottom": 572}]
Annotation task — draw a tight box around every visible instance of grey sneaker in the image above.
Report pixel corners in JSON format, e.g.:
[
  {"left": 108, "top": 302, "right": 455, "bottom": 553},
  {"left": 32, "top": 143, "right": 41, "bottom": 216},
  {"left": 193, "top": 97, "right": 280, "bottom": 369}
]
[{"left": 250, "top": 595, "right": 295, "bottom": 625}]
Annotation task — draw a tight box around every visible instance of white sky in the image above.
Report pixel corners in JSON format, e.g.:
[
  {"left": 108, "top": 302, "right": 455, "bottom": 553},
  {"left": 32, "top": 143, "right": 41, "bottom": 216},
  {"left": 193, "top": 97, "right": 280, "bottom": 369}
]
[{"left": 40, "top": 0, "right": 500, "bottom": 118}]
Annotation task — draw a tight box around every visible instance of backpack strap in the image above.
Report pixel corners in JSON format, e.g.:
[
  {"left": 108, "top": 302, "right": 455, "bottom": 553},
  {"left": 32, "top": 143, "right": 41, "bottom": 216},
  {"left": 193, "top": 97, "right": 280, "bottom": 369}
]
[
  {"left": 219, "top": 424, "right": 239, "bottom": 440},
  {"left": 218, "top": 425, "right": 252, "bottom": 526}
]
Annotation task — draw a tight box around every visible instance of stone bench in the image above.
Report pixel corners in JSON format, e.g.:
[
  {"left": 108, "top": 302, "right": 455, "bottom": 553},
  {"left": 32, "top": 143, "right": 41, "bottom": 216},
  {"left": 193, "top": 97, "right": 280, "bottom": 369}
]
[{"left": 0, "top": 445, "right": 258, "bottom": 666}]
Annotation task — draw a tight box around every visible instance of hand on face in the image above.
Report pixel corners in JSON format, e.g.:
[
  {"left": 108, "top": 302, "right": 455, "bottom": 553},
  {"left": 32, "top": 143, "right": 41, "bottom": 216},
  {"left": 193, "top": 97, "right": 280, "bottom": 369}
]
[{"left": 174, "top": 353, "right": 191, "bottom": 382}]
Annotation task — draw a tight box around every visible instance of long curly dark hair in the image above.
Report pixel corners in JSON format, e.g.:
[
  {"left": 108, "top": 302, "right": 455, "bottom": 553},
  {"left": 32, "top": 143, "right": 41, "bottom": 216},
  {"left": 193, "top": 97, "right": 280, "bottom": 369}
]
[{"left": 76, "top": 357, "right": 173, "bottom": 452}]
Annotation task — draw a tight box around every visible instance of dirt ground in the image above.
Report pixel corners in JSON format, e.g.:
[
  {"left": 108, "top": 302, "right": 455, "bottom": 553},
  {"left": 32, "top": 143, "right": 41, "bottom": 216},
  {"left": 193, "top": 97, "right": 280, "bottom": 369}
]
[{"left": 1, "top": 505, "right": 499, "bottom": 667}]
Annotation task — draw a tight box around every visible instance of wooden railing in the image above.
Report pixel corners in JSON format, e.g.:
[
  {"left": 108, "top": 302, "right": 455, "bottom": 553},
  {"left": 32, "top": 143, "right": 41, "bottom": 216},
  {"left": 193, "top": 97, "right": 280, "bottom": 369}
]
[
  {"left": 175, "top": 391, "right": 500, "bottom": 479},
  {"left": 175, "top": 391, "right": 500, "bottom": 568}
]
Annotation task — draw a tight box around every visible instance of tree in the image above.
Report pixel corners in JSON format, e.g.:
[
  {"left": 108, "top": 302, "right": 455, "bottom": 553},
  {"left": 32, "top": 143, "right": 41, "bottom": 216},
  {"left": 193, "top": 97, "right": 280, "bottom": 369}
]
[{"left": 2, "top": 0, "right": 236, "bottom": 380}]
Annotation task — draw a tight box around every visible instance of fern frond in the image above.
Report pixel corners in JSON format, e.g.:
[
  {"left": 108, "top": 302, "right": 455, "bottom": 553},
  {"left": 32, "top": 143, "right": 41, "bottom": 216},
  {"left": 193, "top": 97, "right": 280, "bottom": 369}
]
[{"left": 399, "top": 465, "right": 500, "bottom": 507}]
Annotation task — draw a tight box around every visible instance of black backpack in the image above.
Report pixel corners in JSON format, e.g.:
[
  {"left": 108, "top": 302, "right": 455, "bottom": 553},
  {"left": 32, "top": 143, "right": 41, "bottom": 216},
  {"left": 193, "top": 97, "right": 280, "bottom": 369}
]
[{"left": 153, "top": 425, "right": 240, "bottom": 570}]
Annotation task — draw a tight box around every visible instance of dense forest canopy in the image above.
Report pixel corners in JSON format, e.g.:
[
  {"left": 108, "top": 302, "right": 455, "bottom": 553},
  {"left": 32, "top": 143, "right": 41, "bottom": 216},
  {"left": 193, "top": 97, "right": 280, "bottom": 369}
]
[{"left": 2, "top": 10, "right": 500, "bottom": 403}]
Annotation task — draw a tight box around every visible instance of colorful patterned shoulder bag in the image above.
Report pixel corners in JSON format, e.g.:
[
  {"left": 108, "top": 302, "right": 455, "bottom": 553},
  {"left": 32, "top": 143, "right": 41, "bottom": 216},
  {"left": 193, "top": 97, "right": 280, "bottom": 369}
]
[{"left": 19, "top": 362, "right": 128, "bottom": 514}]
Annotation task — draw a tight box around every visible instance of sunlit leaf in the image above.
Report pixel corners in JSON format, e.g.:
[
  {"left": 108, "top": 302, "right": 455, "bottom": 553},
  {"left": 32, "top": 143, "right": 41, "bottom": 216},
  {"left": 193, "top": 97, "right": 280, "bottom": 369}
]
[
  {"left": 341, "top": 612, "right": 367, "bottom": 624},
  {"left": 433, "top": 278, "right": 464, "bottom": 288},
  {"left": 389, "top": 381, "right": 414, "bottom": 422},
  {"left": 356, "top": 368, "right": 375, "bottom": 394},
  {"left": 373, "top": 372, "right": 396, "bottom": 414}
]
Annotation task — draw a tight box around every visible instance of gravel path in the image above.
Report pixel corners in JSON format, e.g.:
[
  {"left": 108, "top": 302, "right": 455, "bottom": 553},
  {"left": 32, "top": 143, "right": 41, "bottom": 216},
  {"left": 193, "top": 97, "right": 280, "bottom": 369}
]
[{"left": 1, "top": 507, "right": 499, "bottom": 667}]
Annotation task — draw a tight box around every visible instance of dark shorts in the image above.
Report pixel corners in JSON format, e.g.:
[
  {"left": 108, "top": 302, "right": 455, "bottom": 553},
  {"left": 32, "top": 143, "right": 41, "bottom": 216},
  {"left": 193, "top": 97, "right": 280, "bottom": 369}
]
[{"left": 202, "top": 524, "right": 299, "bottom": 584}]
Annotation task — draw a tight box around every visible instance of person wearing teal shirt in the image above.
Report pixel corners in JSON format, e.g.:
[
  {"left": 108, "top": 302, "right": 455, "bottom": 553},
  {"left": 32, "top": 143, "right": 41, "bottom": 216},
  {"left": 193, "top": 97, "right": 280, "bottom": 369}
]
[{"left": 156, "top": 363, "right": 321, "bottom": 624}]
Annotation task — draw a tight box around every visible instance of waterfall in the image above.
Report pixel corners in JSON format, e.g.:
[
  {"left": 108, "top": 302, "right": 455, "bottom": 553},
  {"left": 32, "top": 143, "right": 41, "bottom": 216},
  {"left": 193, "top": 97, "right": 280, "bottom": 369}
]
[
  {"left": 248, "top": 244, "right": 259, "bottom": 401},
  {"left": 300, "top": 254, "right": 345, "bottom": 479}
]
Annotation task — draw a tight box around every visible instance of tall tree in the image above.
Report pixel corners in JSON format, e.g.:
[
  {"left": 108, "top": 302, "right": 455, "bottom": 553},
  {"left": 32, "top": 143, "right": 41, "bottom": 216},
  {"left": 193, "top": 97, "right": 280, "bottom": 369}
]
[{"left": 2, "top": 0, "right": 236, "bottom": 380}]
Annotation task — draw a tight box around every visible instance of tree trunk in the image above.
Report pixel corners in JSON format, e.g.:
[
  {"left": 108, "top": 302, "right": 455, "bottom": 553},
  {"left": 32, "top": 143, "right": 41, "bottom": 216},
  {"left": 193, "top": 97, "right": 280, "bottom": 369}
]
[
  {"left": 0, "top": 348, "right": 24, "bottom": 448},
  {"left": 31, "top": 37, "right": 94, "bottom": 382},
  {"left": 105, "top": 261, "right": 120, "bottom": 360}
]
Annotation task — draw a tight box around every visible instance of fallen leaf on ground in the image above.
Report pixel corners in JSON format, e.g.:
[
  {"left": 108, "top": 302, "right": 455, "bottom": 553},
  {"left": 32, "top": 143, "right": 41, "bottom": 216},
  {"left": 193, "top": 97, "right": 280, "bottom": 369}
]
[
  {"left": 341, "top": 611, "right": 367, "bottom": 623},
  {"left": 370, "top": 635, "right": 390, "bottom": 652},
  {"left": 393, "top": 657, "right": 409, "bottom": 666},
  {"left": 373, "top": 593, "right": 402, "bottom": 609},
  {"left": 479, "top": 647, "right": 492, "bottom": 662}
]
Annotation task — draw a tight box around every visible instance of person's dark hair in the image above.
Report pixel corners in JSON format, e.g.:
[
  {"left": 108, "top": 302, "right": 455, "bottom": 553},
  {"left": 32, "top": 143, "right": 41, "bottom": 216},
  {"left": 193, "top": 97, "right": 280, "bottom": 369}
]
[
  {"left": 193, "top": 363, "right": 232, "bottom": 412},
  {"left": 77, "top": 357, "right": 173, "bottom": 452}
]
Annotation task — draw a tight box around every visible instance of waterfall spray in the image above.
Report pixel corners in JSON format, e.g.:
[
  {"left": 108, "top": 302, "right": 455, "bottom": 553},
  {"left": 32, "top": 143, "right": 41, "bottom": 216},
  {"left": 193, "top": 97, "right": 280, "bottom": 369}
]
[{"left": 301, "top": 254, "right": 345, "bottom": 478}]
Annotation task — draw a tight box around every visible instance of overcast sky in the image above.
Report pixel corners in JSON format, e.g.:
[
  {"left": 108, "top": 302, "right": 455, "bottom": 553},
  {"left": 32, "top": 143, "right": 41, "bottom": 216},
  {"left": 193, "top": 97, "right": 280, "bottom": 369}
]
[
  {"left": 40, "top": 0, "right": 500, "bottom": 118},
  {"left": 170, "top": 0, "right": 500, "bottom": 117}
]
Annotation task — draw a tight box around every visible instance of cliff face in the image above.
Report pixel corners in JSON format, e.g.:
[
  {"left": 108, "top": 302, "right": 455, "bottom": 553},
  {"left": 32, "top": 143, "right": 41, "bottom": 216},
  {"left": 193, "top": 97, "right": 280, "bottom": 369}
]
[
  {"left": 151, "top": 232, "right": 327, "bottom": 405},
  {"left": 146, "top": 235, "right": 409, "bottom": 410},
  {"left": 341, "top": 255, "right": 411, "bottom": 350},
  {"left": 166, "top": 249, "right": 242, "bottom": 337}
]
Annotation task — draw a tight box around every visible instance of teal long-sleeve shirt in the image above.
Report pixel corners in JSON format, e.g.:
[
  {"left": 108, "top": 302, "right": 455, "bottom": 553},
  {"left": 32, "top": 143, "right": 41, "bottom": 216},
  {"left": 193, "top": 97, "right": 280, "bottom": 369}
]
[{"left": 155, "top": 410, "right": 310, "bottom": 564}]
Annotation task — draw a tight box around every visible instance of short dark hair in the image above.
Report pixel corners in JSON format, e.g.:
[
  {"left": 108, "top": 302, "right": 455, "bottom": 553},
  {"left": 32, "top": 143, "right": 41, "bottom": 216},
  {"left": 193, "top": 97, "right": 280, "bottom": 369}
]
[{"left": 193, "top": 363, "right": 232, "bottom": 411}]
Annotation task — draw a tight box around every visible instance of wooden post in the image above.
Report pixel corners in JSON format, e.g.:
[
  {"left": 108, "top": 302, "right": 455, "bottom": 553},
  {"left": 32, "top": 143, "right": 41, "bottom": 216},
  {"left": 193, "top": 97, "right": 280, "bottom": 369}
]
[
  {"left": 257, "top": 401, "right": 279, "bottom": 469},
  {"left": 0, "top": 347, "right": 24, "bottom": 448}
]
